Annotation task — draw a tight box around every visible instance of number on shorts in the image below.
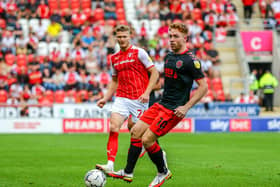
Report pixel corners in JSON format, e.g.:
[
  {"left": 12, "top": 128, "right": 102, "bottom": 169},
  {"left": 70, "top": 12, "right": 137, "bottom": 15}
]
[
  {"left": 156, "top": 117, "right": 168, "bottom": 129},
  {"left": 136, "top": 109, "right": 143, "bottom": 118}
]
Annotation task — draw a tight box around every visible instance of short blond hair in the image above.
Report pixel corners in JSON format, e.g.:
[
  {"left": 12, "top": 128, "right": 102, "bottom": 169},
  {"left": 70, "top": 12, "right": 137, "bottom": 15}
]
[
  {"left": 113, "top": 25, "right": 131, "bottom": 35},
  {"left": 169, "top": 23, "right": 188, "bottom": 35}
]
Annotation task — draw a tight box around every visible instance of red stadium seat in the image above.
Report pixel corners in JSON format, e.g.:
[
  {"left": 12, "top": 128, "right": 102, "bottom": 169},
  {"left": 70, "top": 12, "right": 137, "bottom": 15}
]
[
  {"left": 115, "top": 0, "right": 124, "bottom": 9},
  {"left": 107, "top": 19, "right": 116, "bottom": 27},
  {"left": 71, "top": 0, "right": 80, "bottom": 11},
  {"left": 116, "top": 8, "right": 126, "bottom": 20},
  {"left": 0, "top": 18, "right": 6, "bottom": 29},
  {"left": 49, "top": 0, "right": 59, "bottom": 10},
  {"left": 27, "top": 54, "right": 35, "bottom": 63},
  {"left": 197, "top": 19, "right": 205, "bottom": 30},
  {"left": 60, "top": 0, "right": 69, "bottom": 10},
  {"left": 83, "top": 8, "right": 91, "bottom": 17},
  {"left": 192, "top": 8, "right": 202, "bottom": 20},
  {"left": 5, "top": 53, "right": 15, "bottom": 66},
  {"left": 0, "top": 90, "right": 8, "bottom": 103},
  {"left": 77, "top": 90, "right": 89, "bottom": 100},
  {"left": 81, "top": 0, "right": 91, "bottom": 9},
  {"left": 54, "top": 90, "right": 65, "bottom": 103},
  {"left": 93, "top": 8, "right": 104, "bottom": 21},
  {"left": 45, "top": 90, "right": 54, "bottom": 102},
  {"left": 17, "top": 54, "right": 27, "bottom": 67}
]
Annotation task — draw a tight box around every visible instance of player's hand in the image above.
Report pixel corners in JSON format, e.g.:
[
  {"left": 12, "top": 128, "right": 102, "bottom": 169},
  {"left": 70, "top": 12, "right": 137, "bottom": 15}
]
[
  {"left": 97, "top": 98, "right": 107, "bottom": 108},
  {"left": 174, "top": 106, "right": 188, "bottom": 118},
  {"left": 138, "top": 93, "right": 149, "bottom": 103}
]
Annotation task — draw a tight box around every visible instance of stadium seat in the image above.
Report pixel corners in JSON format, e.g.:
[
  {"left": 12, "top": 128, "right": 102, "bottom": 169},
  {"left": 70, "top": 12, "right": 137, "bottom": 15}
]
[
  {"left": 83, "top": 8, "right": 92, "bottom": 18},
  {"left": 0, "top": 18, "right": 6, "bottom": 29},
  {"left": 107, "top": 19, "right": 116, "bottom": 27},
  {"left": 38, "top": 42, "right": 49, "bottom": 56},
  {"left": 17, "top": 54, "right": 27, "bottom": 67},
  {"left": 116, "top": 8, "right": 126, "bottom": 20},
  {"left": 71, "top": 0, "right": 80, "bottom": 12},
  {"left": 192, "top": 8, "right": 202, "bottom": 20},
  {"left": 60, "top": 43, "right": 72, "bottom": 57},
  {"left": 27, "top": 54, "right": 35, "bottom": 63},
  {"left": 48, "top": 42, "right": 60, "bottom": 54},
  {"left": 54, "top": 90, "right": 65, "bottom": 103},
  {"left": 60, "top": 30, "right": 71, "bottom": 43},
  {"left": 5, "top": 53, "right": 15, "bottom": 66},
  {"left": 81, "top": 0, "right": 91, "bottom": 9},
  {"left": 41, "top": 19, "right": 51, "bottom": 29},
  {"left": 0, "top": 90, "right": 8, "bottom": 103},
  {"left": 77, "top": 90, "right": 89, "bottom": 100},
  {"left": 45, "top": 90, "right": 54, "bottom": 102},
  {"left": 115, "top": 0, "right": 124, "bottom": 9},
  {"left": 93, "top": 8, "right": 104, "bottom": 21},
  {"left": 48, "top": 0, "right": 59, "bottom": 11},
  {"left": 29, "top": 19, "right": 39, "bottom": 32},
  {"left": 60, "top": 0, "right": 69, "bottom": 10}
]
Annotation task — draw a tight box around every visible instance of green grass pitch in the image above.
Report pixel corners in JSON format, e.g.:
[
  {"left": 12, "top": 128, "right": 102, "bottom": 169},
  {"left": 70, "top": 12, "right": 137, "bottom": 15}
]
[{"left": 0, "top": 133, "right": 280, "bottom": 187}]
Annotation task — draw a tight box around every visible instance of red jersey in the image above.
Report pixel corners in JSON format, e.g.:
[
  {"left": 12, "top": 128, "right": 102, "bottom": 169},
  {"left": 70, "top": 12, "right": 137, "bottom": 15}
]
[{"left": 111, "top": 45, "right": 154, "bottom": 99}]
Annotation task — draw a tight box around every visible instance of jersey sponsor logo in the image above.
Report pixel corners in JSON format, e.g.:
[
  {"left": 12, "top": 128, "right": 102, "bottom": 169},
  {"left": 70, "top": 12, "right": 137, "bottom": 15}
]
[
  {"left": 176, "top": 60, "right": 183, "bottom": 69},
  {"left": 165, "top": 68, "right": 178, "bottom": 79},
  {"left": 194, "top": 60, "right": 201, "bottom": 69},
  {"left": 114, "top": 59, "right": 135, "bottom": 66}
]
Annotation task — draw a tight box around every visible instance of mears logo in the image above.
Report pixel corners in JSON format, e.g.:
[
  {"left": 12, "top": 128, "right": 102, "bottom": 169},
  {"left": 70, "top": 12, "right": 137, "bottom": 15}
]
[
  {"left": 267, "top": 119, "right": 280, "bottom": 130},
  {"left": 230, "top": 119, "right": 251, "bottom": 132},
  {"left": 63, "top": 119, "right": 104, "bottom": 133},
  {"left": 210, "top": 120, "right": 229, "bottom": 131}
]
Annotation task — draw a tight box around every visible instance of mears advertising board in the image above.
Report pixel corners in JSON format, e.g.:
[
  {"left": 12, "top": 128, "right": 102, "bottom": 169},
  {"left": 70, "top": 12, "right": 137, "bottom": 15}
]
[
  {"left": 0, "top": 105, "right": 52, "bottom": 118},
  {"left": 63, "top": 119, "right": 106, "bottom": 133},
  {"left": 0, "top": 119, "right": 62, "bottom": 133}
]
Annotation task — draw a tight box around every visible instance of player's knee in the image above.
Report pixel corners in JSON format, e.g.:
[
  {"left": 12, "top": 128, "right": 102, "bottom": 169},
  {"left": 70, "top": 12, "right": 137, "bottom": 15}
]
[
  {"left": 142, "top": 136, "right": 152, "bottom": 148},
  {"left": 109, "top": 120, "right": 120, "bottom": 132},
  {"left": 130, "top": 126, "right": 141, "bottom": 139}
]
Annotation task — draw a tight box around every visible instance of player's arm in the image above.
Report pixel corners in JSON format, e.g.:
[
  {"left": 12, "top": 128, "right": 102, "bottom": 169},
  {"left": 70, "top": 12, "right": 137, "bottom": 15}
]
[
  {"left": 97, "top": 76, "right": 118, "bottom": 108},
  {"left": 174, "top": 78, "right": 207, "bottom": 118},
  {"left": 138, "top": 48, "right": 159, "bottom": 103},
  {"left": 139, "top": 66, "right": 159, "bottom": 103}
]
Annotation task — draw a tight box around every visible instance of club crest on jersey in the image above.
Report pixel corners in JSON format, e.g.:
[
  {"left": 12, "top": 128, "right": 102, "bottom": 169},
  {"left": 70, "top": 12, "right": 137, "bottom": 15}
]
[
  {"left": 176, "top": 60, "right": 183, "bottom": 69},
  {"left": 194, "top": 60, "right": 201, "bottom": 69}
]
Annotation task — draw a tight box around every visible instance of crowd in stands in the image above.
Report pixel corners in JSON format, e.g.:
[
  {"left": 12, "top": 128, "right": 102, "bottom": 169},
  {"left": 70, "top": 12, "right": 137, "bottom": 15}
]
[{"left": 0, "top": 0, "right": 242, "bottom": 106}]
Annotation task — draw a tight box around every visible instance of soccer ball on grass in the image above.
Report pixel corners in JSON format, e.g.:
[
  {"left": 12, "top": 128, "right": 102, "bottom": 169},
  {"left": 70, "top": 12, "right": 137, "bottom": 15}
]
[{"left": 84, "top": 169, "right": 106, "bottom": 187}]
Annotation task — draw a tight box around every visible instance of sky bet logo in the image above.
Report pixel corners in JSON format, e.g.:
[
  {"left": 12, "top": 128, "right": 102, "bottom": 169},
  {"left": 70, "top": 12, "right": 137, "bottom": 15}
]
[
  {"left": 230, "top": 119, "right": 251, "bottom": 132},
  {"left": 267, "top": 119, "right": 280, "bottom": 130},
  {"left": 210, "top": 120, "right": 229, "bottom": 132}
]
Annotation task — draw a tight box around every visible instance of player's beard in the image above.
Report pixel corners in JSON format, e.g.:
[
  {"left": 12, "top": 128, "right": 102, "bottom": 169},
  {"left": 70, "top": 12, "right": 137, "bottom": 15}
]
[{"left": 170, "top": 42, "right": 181, "bottom": 53}]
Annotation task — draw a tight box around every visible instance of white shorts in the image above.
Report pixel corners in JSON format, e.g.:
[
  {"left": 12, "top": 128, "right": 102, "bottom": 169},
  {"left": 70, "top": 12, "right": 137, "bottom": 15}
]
[{"left": 111, "top": 97, "right": 149, "bottom": 123}]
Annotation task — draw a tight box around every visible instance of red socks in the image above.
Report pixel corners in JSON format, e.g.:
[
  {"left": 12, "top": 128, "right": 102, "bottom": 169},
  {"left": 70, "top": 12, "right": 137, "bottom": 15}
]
[{"left": 107, "top": 132, "right": 119, "bottom": 162}]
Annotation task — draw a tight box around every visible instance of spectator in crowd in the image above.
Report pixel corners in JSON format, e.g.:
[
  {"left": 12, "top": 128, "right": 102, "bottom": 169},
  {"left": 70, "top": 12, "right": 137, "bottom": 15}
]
[
  {"left": 52, "top": 67, "right": 65, "bottom": 91},
  {"left": 27, "top": 32, "right": 39, "bottom": 54},
  {"left": 147, "top": 0, "right": 159, "bottom": 19},
  {"left": 17, "top": 0, "right": 28, "bottom": 18},
  {"left": 42, "top": 68, "right": 55, "bottom": 91},
  {"left": 1, "top": 31, "right": 16, "bottom": 54},
  {"left": 242, "top": 0, "right": 256, "bottom": 24},
  {"left": 34, "top": 20, "right": 47, "bottom": 41},
  {"left": 259, "top": 70, "right": 278, "bottom": 111},
  {"left": 36, "top": 0, "right": 50, "bottom": 19},
  {"left": 249, "top": 69, "right": 259, "bottom": 95},
  {"left": 47, "top": 20, "right": 62, "bottom": 42},
  {"left": 104, "top": 0, "right": 117, "bottom": 20},
  {"left": 246, "top": 90, "right": 259, "bottom": 104},
  {"left": 64, "top": 64, "right": 80, "bottom": 90},
  {"left": 234, "top": 92, "right": 248, "bottom": 103},
  {"left": 27, "top": 0, "right": 38, "bottom": 19}
]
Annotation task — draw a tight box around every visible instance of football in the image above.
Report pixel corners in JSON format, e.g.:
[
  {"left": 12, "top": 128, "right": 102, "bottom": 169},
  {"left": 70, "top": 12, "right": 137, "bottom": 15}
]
[{"left": 84, "top": 169, "right": 106, "bottom": 187}]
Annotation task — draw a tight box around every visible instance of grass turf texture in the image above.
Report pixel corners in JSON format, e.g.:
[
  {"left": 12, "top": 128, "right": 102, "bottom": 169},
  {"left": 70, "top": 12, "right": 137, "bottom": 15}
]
[{"left": 0, "top": 133, "right": 280, "bottom": 187}]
